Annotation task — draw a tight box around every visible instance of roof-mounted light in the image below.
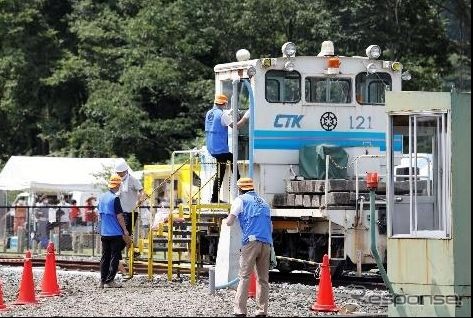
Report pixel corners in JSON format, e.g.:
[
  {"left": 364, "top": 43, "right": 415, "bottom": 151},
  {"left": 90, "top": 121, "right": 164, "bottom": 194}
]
[
  {"left": 366, "top": 63, "right": 377, "bottom": 74},
  {"left": 247, "top": 66, "right": 256, "bottom": 78},
  {"left": 327, "top": 57, "right": 341, "bottom": 68},
  {"left": 284, "top": 61, "right": 295, "bottom": 72},
  {"left": 401, "top": 70, "right": 412, "bottom": 81},
  {"left": 282, "top": 42, "right": 296, "bottom": 58},
  {"left": 318, "top": 41, "right": 335, "bottom": 57},
  {"left": 391, "top": 61, "right": 402, "bottom": 72},
  {"left": 324, "top": 57, "right": 341, "bottom": 75},
  {"left": 366, "top": 45, "right": 381, "bottom": 59},
  {"left": 236, "top": 49, "right": 251, "bottom": 62}
]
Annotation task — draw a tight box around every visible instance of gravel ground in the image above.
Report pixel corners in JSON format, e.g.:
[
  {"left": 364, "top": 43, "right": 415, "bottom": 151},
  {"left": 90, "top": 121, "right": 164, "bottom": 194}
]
[{"left": 0, "top": 265, "right": 387, "bottom": 317}]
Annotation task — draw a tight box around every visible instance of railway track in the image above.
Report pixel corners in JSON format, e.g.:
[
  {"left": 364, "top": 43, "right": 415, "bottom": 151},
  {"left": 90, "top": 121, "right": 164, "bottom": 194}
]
[
  {"left": 268, "top": 270, "right": 385, "bottom": 289},
  {"left": 0, "top": 257, "right": 195, "bottom": 275},
  {"left": 0, "top": 257, "right": 385, "bottom": 289}
]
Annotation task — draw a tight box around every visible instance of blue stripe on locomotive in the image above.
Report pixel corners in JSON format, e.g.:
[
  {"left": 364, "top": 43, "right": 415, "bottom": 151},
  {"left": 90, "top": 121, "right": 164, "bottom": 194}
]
[{"left": 253, "top": 130, "right": 402, "bottom": 151}]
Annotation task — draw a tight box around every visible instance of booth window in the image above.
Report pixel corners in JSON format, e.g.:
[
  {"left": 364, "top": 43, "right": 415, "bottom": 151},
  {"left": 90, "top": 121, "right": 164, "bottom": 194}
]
[{"left": 390, "top": 113, "right": 450, "bottom": 238}]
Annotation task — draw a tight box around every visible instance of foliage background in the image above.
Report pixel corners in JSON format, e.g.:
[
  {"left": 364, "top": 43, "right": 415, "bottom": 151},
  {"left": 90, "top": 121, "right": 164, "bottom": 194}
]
[{"left": 0, "top": 0, "right": 470, "bottom": 168}]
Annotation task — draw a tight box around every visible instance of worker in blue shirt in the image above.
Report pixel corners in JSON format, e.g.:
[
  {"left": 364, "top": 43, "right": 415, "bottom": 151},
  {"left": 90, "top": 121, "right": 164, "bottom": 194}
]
[
  {"left": 225, "top": 177, "right": 273, "bottom": 317},
  {"left": 97, "top": 174, "right": 131, "bottom": 288},
  {"left": 205, "top": 94, "right": 249, "bottom": 203}
]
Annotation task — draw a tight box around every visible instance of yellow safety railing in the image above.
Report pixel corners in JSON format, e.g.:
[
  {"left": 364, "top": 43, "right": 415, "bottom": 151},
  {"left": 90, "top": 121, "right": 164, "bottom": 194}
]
[
  {"left": 190, "top": 204, "right": 197, "bottom": 284},
  {"left": 147, "top": 223, "right": 153, "bottom": 278},
  {"left": 128, "top": 160, "right": 189, "bottom": 279},
  {"left": 140, "top": 155, "right": 233, "bottom": 284}
]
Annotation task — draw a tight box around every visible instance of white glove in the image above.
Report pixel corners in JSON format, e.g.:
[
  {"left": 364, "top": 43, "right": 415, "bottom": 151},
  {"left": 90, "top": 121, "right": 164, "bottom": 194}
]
[{"left": 243, "top": 109, "right": 250, "bottom": 119}]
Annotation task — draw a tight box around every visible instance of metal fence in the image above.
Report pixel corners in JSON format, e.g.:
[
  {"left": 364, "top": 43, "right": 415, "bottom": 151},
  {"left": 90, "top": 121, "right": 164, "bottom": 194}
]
[
  {"left": 0, "top": 204, "right": 151, "bottom": 257},
  {"left": 0, "top": 158, "right": 242, "bottom": 257},
  {"left": 1, "top": 205, "right": 96, "bottom": 256}
]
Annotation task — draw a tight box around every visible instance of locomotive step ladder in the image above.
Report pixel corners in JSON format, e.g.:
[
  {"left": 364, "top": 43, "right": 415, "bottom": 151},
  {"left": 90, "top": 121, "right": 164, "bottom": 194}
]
[
  {"left": 133, "top": 202, "right": 229, "bottom": 284},
  {"left": 328, "top": 219, "right": 346, "bottom": 261}
]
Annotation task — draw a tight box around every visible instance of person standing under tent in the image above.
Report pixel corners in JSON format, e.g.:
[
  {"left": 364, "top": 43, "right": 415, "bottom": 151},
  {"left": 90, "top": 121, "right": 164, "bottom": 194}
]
[
  {"left": 33, "top": 195, "right": 50, "bottom": 250},
  {"left": 69, "top": 199, "right": 81, "bottom": 227},
  {"left": 13, "top": 199, "right": 27, "bottom": 235},
  {"left": 84, "top": 197, "right": 98, "bottom": 226}
]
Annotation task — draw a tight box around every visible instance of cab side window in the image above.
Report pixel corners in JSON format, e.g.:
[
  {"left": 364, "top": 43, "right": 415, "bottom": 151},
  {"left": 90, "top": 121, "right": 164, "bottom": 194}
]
[
  {"left": 265, "top": 70, "right": 301, "bottom": 103},
  {"left": 356, "top": 73, "right": 392, "bottom": 105}
]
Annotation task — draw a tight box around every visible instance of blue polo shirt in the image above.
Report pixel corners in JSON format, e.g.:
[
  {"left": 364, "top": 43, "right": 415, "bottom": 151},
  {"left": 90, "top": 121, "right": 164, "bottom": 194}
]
[
  {"left": 98, "top": 190, "right": 124, "bottom": 236},
  {"left": 237, "top": 191, "right": 273, "bottom": 246},
  {"left": 205, "top": 106, "right": 229, "bottom": 155}
]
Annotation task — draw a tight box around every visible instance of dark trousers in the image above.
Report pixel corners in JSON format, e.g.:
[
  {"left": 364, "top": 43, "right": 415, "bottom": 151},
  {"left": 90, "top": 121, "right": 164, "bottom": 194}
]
[
  {"left": 100, "top": 236, "right": 124, "bottom": 284},
  {"left": 123, "top": 212, "right": 138, "bottom": 235},
  {"left": 211, "top": 152, "right": 240, "bottom": 203}
]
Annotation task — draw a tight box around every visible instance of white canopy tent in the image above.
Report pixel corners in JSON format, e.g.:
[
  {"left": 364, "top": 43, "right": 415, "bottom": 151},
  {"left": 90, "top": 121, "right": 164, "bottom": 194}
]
[{"left": 0, "top": 156, "right": 128, "bottom": 193}]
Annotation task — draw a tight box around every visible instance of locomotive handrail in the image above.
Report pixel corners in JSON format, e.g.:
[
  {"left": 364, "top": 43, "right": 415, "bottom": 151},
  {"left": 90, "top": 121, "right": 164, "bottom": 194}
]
[{"left": 324, "top": 155, "right": 329, "bottom": 208}]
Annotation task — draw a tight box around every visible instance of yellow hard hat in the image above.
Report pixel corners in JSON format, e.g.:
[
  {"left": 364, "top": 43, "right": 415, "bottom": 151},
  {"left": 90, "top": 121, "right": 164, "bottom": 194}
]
[
  {"left": 214, "top": 94, "right": 228, "bottom": 105},
  {"left": 108, "top": 174, "right": 122, "bottom": 189},
  {"left": 237, "top": 177, "right": 254, "bottom": 190}
]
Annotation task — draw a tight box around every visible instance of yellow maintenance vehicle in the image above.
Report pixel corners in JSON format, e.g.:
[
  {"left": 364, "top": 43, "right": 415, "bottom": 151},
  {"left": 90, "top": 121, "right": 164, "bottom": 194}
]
[{"left": 143, "top": 163, "right": 200, "bottom": 207}]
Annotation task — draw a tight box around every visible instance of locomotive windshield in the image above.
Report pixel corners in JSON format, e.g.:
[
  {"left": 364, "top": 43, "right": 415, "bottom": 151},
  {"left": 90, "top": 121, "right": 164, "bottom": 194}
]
[
  {"left": 305, "top": 77, "right": 351, "bottom": 103},
  {"left": 264, "top": 71, "right": 393, "bottom": 105}
]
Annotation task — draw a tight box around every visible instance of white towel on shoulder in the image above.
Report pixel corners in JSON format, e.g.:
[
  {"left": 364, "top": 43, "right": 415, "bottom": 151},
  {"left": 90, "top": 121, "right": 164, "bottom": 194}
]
[{"left": 120, "top": 173, "right": 129, "bottom": 193}]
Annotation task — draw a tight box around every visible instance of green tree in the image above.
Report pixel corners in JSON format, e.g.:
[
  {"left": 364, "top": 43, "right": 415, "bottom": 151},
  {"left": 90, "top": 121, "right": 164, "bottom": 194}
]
[
  {"left": 1, "top": 0, "right": 469, "bottom": 168},
  {"left": 0, "top": 0, "right": 70, "bottom": 160}
]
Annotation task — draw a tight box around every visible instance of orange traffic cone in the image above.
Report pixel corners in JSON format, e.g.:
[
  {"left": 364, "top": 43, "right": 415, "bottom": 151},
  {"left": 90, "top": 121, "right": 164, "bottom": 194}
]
[
  {"left": 40, "top": 241, "right": 61, "bottom": 297},
  {"left": 0, "top": 281, "right": 7, "bottom": 311},
  {"left": 248, "top": 272, "right": 257, "bottom": 298},
  {"left": 13, "top": 250, "right": 38, "bottom": 305},
  {"left": 310, "top": 254, "right": 338, "bottom": 312}
]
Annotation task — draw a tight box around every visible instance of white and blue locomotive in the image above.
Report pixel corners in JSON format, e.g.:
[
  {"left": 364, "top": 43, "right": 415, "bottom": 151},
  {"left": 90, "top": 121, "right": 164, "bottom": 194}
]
[{"left": 210, "top": 41, "right": 409, "bottom": 272}]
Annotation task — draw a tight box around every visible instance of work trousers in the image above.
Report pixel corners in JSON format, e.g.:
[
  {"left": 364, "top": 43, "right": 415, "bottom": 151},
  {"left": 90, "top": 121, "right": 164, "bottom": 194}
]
[
  {"left": 211, "top": 152, "right": 240, "bottom": 203},
  {"left": 100, "top": 235, "right": 123, "bottom": 284},
  {"left": 234, "top": 241, "right": 271, "bottom": 316},
  {"left": 123, "top": 212, "right": 139, "bottom": 236}
]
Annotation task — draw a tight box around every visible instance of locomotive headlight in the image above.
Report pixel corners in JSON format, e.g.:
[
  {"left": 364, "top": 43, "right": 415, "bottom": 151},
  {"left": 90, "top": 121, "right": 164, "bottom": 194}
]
[
  {"left": 401, "top": 70, "right": 412, "bottom": 81},
  {"left": 236, "top": 49, "right": 251, "bottom": 62},
  {"left": 247, "top": 66, "right": 256, "bottom": 78},
  {"left": 282, "top": 42, "right": 297, "bottom": 57},
  {"left": 284, "top": 61, "right": 295, "bottom": 71},
  {"left": 366, "top": 45, "right": 382, "bottom": 59}
]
